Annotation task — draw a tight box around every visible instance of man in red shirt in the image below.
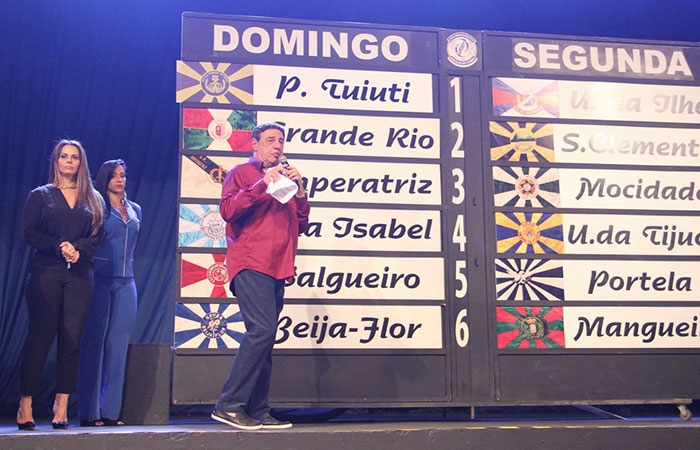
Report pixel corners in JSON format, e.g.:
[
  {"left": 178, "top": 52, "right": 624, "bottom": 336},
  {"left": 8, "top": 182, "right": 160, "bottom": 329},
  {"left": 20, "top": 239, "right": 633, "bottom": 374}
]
[{"left": 211, "top": 122, "right": 310, "bottom": 430}]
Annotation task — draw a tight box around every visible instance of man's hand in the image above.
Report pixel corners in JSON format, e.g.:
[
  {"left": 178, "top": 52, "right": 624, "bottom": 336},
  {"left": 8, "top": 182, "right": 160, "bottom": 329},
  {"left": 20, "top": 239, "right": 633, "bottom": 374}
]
[
  {"left": 263, "top": 165, "right": 286, "bottom": 185},
  {"left": 282, "top": 165, "right": 307, "bottom": 197}
]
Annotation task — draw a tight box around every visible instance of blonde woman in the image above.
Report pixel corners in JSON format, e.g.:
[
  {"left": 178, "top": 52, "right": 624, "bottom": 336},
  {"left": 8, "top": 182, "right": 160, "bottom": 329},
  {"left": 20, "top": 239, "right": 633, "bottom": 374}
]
[{"left": 17, "top": 139, "right": 104, "bottom": 430}]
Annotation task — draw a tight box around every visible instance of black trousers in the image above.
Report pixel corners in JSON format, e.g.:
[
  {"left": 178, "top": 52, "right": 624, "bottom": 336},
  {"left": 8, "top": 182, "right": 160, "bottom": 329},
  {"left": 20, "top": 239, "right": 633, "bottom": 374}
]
[{"left": 20, "top": 264, "right": 94, "bottom": 396}]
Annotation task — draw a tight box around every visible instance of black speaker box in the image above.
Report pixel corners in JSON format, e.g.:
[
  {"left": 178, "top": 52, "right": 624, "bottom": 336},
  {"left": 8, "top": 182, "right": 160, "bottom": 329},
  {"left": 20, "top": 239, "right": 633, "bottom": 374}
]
[{"left": 121, "top": 343, "right": 171, "bottom": 425}]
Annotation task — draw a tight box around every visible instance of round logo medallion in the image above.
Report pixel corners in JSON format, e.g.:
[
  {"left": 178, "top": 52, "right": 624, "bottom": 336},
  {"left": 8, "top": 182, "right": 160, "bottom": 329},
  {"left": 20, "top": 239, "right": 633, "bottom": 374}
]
[
  {"left": 208, "top": 119, "right": 233, "bottom": 141},
  {"left": 201, "top": 71, "right": 229, "bottom": 96},
  {"left": 517, "top": 221, "right": 541, "bottom": 245},
  {"left": 510, "top": 130, "right": 536, "bottom": 156},
  {"left": 513, "top": 94, "right": 543, "bottom": 115},
  {"left": 513, "top": 270, "right": 531, "bottom": 286},
  {"left": 516, "top": 175, "right": 539, "bottom": 200},
  {"left": 201, "top": 311, "right": 227, "bottom": 339},
  {"left": 518, "top": 314, "right": 546, "bottom": 341},
  {"left": 446, "top": 32, "right": 478, "bottom": 68},
  {"left": 206, "top": 262, "right": 229, "bottom": 286},
  {"left": 200, "top": 211, "right": 225, "bottom": 241}
]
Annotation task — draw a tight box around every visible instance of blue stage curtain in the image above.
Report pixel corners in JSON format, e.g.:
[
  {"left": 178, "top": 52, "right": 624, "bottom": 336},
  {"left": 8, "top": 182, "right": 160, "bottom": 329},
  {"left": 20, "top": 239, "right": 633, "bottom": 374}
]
[{"left": 0, "top": 1, "right": 182, "bottom": 415}]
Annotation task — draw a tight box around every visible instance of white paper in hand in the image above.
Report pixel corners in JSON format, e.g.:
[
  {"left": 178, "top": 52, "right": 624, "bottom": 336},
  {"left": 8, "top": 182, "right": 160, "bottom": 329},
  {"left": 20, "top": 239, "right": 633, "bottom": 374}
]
[{"left": 266, "top": 174, "right": 298, "bottom": 204}]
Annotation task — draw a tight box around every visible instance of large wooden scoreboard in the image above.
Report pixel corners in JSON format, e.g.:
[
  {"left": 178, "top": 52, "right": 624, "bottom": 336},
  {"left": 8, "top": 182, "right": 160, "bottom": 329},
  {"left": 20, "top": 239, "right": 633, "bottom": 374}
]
[{"left": 173, "top": 13, "right": 700, "bottom": 410}]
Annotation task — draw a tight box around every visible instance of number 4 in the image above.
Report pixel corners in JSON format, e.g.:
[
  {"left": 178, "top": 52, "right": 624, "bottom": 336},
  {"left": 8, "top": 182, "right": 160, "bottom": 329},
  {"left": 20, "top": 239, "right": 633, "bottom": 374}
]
[{"left": 452, "top": 214, "right": 466, "bottom": 252}]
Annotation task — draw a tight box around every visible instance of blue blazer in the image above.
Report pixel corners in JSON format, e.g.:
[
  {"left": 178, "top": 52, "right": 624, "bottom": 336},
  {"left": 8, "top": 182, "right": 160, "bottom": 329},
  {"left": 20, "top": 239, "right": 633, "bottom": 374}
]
[{"left": 93, "top": 200, "right": 142, "bottom": 278}]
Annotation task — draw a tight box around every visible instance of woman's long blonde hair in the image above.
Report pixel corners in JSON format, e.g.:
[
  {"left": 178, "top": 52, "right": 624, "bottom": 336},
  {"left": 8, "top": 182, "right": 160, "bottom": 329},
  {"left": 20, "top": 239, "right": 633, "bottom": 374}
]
[{"left": 48, "top": 139, "right": 104, "bottom": 235}]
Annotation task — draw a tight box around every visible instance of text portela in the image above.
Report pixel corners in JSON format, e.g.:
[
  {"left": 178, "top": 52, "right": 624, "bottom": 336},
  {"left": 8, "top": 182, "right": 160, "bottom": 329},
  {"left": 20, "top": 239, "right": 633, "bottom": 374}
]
[
  {"left": 285, "top": 266, "right": 420, "bottom": 295},
  {"left": 301, "top": 173, "right": 433, "bottom": 199},
  {"left": 276, "top": 315, "right": 422, "bottom": 345},
  {"left": 304, "top": 217, "right": 433, "bottom": 240},
  {"left": 587, "top": 270, "right": 691, "bottom": 294}
]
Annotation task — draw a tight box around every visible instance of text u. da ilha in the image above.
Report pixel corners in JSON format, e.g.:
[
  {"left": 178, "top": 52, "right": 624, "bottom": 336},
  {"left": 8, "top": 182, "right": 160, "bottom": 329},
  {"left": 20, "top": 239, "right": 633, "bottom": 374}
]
[{"left": 568, "top": 91, "right": 700, "bottom": 115}]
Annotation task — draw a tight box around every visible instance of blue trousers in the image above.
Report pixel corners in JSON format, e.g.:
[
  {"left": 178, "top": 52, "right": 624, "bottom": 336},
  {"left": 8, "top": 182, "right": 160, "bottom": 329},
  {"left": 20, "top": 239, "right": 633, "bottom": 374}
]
[
  {"left": 77, "top": 276, "right": 137, "bottom": 420},
  {"left": 215, "top": 270, "right": 284, "bottom": 419}
]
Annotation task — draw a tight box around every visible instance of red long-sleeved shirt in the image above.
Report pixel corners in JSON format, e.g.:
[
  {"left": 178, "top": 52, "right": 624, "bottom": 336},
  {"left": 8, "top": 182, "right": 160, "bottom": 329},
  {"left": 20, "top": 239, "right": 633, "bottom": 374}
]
[{"left": 219, "top": 157, "right": 310, "bottom": 281}]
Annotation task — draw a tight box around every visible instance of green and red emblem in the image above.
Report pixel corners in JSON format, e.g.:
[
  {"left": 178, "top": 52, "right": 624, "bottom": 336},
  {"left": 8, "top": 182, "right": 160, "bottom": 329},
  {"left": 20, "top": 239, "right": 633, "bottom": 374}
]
[{"left": 497, "top": 306, "right": 564, "bottom": 348}]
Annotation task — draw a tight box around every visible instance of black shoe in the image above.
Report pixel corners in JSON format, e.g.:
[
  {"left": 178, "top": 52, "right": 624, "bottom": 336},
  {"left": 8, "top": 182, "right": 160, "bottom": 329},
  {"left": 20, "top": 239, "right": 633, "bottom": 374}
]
[
  {"left": 259, "top": 414, "right": 292, "bottom": 429},
  {"left": 211, "top": 408, "right": 262, "bottom": 430},
  {"left": 52, "top": 420, "right": 69, "bottom": 429},
  {"left": 101, "top": 418, "right": 124, "bottom": 426},
  {"left": 17, "top": 421, "right": 35, "bottom": 431},
  {"left": 80, "top": 419, "right": 104, "bottom": 427}
]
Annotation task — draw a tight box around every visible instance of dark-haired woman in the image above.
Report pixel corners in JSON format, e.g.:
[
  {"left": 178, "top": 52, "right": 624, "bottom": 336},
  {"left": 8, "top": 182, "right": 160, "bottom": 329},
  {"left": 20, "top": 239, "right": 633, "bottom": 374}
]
[
  {"left": 77, "top": 160, "right": 141, "bottom": 427},
  {"left": 17, "top": 140, "right": 104, "bottom": 430}
]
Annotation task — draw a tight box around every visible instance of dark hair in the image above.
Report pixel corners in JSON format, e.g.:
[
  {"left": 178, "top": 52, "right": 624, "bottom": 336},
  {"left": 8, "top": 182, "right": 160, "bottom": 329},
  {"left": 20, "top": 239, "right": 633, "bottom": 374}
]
[
  {"left": 95, "top": 159, "right": 126, "bottom": 214},
  {"left": 252, "top": 122, "right": 285, "bottom": 141}
]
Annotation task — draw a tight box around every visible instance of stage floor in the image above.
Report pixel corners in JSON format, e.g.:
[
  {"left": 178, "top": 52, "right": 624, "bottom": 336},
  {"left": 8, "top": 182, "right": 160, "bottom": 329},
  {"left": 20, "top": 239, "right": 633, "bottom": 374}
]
[{"left": 2, "top": 405, "right": 699, "bottom": 450}]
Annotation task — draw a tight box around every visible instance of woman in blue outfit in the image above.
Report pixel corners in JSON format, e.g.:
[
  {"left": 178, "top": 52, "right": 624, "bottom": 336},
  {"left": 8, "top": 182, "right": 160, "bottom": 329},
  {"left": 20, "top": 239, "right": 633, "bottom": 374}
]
[{"left": 77, "top": 159, "right": 141, "bottom": 427}]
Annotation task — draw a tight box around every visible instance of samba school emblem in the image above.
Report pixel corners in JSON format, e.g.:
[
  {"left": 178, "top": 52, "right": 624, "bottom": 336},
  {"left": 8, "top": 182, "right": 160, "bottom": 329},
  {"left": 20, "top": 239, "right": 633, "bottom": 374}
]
[
  {"left": 492, "top": 78, "right": 559, "bottom": 117},
  {"left": 497, "top": 306, "right": 565, "bottom": 348},
  {"left": 495, "top": 258, "right": 564, "bottom": 301},
  {"left": 180, "top": 253, "right": 232, "bottom": 298},
  {"left": 208, "top": 119, "right": 233, "bottom": 141},
  {"left": 519, "top": 314, "right": 547, "bottom": 341},
  {"left": 516, "top": 175, "right": 539, "bottom": 200},
  {"left": 490, "top": 121, "right": 555, "bottom": 163},
  {"left": 209, "top": 165, "right": 227, "bottom": 184},
  {"left": 174, "top": 303, "right": 245, "bottom": 349},
  {"left": 201, "top": 311, "right": 227, "bottom": 339},
  {"left": 179, "top": 204, "right": 227, "bottom": 248},
  {"left": 493, "top": 166, "right": 561, "bottom": 208},
  {"left": 201, "top": 71, "right": 229, "bottom": 96},
  {"left": 176, "top": 61, "right": 253, "bottom": 104},
  {"left": 496, "top": 212, "right": 564, "bottom": 254},
  {"left": 206, "top": 262, "right": 229, "bottom": 286},
  {"left": 446, "top": 32, "right": 478, "bottom": 68},
  {"left": 200, "top": 210, "right": 225, "bottom": 241},
  {"left": 518, "top": 221, "right": 541, "bottom": 245}
]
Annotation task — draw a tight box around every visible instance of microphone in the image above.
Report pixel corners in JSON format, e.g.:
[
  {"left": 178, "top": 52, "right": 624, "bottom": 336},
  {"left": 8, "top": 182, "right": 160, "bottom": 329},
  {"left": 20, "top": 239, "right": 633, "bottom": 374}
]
[
  {"left": 278, "top": 156, "right": 295, "bottom": 182},
  {"left": 278, "top": 155, "right": 302, "bottom": 189}
]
